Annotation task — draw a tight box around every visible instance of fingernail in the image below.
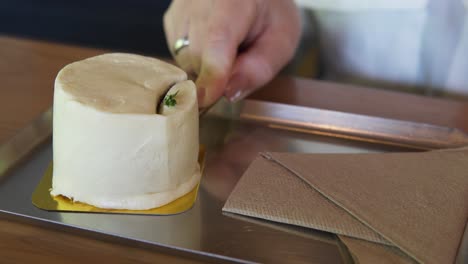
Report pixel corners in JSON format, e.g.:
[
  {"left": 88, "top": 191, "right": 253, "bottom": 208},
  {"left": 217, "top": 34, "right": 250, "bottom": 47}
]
[
  {"left": 225, "top": 73, "right": 242, "bottom": 102},
  {"left": 227, "top": 89, "right": 246, "bottom": 103}
]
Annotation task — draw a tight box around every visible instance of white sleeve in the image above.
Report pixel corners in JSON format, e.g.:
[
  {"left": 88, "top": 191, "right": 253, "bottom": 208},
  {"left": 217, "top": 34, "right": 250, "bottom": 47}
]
[{"left": 294, "top": 0, "right": 428, "bottom": 11}]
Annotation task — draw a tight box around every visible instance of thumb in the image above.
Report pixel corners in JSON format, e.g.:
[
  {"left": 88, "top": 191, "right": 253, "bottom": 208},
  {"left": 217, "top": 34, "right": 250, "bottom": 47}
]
[
  {"left": 196, "top": 34, "right": 236, "bottom": 108},
  {"left": 195, "top": 2, "right": 257, "bottom": 108},
  {"left": 225, "top": 28, "right": 299, "bottom": 102}
]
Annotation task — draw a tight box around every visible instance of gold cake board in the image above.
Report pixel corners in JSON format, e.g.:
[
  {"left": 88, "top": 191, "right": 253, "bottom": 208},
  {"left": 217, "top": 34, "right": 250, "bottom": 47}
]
[{"left": 32, "top": 147, "right": 205, "bottom": 215}]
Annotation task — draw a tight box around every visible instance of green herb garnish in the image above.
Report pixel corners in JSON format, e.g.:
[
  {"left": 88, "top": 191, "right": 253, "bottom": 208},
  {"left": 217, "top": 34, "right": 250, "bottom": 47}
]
[{"left": 164, "top": 90, "right": 179, "bottom": 107}]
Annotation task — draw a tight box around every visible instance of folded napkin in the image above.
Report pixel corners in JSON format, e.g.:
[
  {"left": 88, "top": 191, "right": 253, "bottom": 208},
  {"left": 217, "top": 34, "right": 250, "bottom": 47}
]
[
  {"left": 223, "top": 150, "right": 468, "bottom": 264},
  {"left": 339, "top": 236, "right": 415, "bottom": 264}
]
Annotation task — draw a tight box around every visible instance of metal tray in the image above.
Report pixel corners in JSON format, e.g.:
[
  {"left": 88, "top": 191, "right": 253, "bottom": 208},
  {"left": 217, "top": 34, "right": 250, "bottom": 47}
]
[{"left": 0, "top": 99, "right": 448, "bottom": 263}]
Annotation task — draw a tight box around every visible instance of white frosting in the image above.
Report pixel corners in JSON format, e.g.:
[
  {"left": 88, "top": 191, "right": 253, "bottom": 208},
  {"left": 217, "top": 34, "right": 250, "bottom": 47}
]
[{"left": 51, "top": 53, "right": 200, "bottom": 210}]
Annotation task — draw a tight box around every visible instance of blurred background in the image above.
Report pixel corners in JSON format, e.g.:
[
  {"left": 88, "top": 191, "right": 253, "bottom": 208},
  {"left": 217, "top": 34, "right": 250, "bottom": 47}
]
[
  {"left": 0, "top": 0, "right": 173, "bottom": 57},
  {"left": 2, "top": 0, "right": 466, "bottom": 99}
]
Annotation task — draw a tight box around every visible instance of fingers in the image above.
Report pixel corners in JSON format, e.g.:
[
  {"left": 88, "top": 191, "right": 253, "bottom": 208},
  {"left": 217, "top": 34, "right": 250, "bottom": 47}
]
[
  {"left": 223, "top": 30, "right": 293, "bottom": 102},
  {"left": 195, "top": 21, "right": 238, "bottom": 107},
  {"left": 164, "top": 0, "right": 258, "bottom": 108},
  {"left": 185, "top": 2, "right": 208, "bottom": 76},
  {"left": 163, "top": 0, "right": 193, "bottom": 72},
  {"left": 225, "top": 2, "right": 301, "bottom": 102},
  {"left": 163, "top": 0, "right": 188, "bottom": 55},
  {"left": 195, "top": 1, "right": 257, "bottom": 107},
  {"left": 164, "top": 0, "right": 300, "bottom": 108}
]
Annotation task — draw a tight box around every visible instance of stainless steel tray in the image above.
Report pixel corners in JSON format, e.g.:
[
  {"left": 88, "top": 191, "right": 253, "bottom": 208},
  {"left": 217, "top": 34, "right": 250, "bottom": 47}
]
[{"left": 0, "top": 99, "right": 453, "bottom": 263}]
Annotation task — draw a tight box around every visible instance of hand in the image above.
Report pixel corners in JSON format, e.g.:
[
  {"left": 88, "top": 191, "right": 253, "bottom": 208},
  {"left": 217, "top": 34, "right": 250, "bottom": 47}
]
[{"left": 164, "top": 0, "right": 301, "bottom": 108}]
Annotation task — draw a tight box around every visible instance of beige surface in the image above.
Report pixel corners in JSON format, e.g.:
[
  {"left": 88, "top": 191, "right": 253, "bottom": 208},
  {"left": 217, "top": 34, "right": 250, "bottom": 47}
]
[{"left": 224, "top": 150, "right": 468, "bottom": 263}]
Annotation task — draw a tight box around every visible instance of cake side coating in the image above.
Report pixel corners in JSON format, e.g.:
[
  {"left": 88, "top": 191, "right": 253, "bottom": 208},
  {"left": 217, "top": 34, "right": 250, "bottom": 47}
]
[{"left": 50, "top": 53, "right": 200, "bottom": 210}]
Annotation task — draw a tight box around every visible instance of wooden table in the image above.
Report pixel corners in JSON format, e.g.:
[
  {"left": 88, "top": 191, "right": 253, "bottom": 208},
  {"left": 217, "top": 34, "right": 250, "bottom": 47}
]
[{"left": 1, "top": 35, "right": 468, "bottom": 263}]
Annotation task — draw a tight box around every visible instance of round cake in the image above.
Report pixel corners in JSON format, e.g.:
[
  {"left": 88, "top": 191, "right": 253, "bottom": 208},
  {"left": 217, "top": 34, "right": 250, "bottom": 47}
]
[{"left": 50, "top": 53, "right": 200, "bottom": 210}]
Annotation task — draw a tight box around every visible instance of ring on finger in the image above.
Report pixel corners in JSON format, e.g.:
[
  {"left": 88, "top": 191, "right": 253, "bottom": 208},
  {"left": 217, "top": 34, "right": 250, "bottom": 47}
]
[{"left": 173, "top": 36, "right": 190, "bottom": 56}]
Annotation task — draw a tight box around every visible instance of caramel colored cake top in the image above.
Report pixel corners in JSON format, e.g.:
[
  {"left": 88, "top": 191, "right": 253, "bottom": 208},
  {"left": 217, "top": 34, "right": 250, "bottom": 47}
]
[{"left": 56, "top": 53, "right": 187, "bottom": 114}]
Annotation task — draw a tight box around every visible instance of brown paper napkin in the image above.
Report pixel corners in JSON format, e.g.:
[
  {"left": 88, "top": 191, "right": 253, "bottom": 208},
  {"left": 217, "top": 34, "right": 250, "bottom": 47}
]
[
  {"left": 223, "top": 150, "right": 468, "bottom": 264},
  {"left": 339, "top": 236, "right": 416, "bottom": 264}
]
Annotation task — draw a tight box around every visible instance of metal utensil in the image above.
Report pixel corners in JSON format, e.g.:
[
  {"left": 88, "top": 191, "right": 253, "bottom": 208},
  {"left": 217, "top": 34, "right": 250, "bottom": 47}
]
[{"left": 209, "top": 99, "right": 468, "bottom": 150}]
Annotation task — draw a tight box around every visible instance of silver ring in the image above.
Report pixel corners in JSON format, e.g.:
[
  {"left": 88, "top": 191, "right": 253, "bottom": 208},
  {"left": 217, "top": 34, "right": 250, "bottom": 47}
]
[{"left": 173, "top": 36, "right": 189, "bottom": 55}]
